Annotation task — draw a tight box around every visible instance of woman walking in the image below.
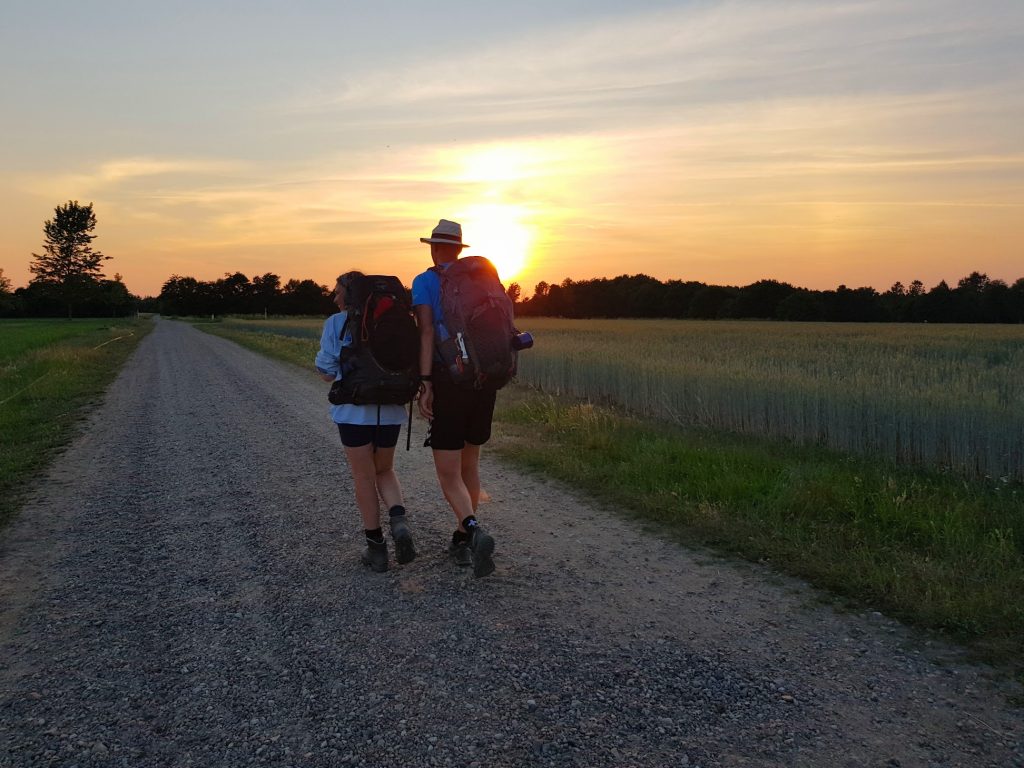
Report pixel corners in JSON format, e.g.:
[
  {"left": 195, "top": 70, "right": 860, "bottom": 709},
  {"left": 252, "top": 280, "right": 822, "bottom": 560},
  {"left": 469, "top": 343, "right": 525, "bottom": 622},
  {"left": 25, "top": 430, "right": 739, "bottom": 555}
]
[{"left": 315, "top": 271, "right": 416, "bottom": 572}]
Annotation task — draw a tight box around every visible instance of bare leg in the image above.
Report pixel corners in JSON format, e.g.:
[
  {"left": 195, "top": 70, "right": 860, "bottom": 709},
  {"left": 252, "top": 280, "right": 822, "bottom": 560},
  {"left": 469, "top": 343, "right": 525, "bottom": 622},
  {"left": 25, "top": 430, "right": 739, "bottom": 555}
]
[
  {"left": 432, "top": 448, "right": 475, "bottom": 529},
  {"left": 343, "top": 444, "right": 383, "bottom": 530},
  {"left": 372, "top": 446, "right": 404, "bottom": 510},
  {"left": 461, "top": 442, "right": 482, "bottom": 512}
]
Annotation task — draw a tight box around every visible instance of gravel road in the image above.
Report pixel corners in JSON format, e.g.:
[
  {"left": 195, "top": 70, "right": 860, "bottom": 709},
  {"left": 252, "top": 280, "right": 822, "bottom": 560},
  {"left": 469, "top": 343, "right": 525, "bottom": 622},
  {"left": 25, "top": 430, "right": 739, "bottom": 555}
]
[{"left": 1, "top": 318, "right": 1022, "bottom": 768}]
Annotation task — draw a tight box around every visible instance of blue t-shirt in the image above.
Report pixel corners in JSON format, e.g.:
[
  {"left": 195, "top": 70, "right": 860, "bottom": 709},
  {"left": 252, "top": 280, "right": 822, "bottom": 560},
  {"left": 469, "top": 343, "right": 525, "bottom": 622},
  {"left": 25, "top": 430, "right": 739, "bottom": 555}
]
[
  {"left": 315, "top": 311, "right": 407, "bottom": 426},
  {"left": 411, "top": 264, "right": 451, "bottom": 345}
]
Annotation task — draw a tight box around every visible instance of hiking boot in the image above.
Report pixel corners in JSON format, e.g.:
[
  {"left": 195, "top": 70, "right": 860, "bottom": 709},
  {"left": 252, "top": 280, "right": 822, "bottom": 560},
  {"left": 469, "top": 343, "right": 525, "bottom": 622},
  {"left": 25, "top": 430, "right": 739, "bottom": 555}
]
[
  {"left": 361, "top": 538, "right": 388, "bottom": 573},
  {"left": 468, "top": 525, "right": 496, "bottom": 578},
  {"left": 390, "top": 515, "right": 417, "bottom": 565},
  {"left": 448, "top": 535, "right": 472, "bottom": 567}
]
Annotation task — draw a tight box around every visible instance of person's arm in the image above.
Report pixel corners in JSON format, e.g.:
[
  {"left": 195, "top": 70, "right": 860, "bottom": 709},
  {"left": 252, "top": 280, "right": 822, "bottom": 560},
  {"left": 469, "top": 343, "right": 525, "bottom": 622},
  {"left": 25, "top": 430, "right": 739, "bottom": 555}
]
[
  {"left": 414, "top": 303, "right": 435, "bottom": 419},
  {"left": 315, "top": 315, "right": 342, "bottom": 383}
]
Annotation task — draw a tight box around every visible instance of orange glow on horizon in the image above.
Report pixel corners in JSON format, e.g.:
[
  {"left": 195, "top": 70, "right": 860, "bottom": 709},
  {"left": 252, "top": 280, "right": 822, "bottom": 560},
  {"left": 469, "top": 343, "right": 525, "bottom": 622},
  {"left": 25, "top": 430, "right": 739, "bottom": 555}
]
[{"left": 459, "top": 204, "right": 533, "bottom": 283}]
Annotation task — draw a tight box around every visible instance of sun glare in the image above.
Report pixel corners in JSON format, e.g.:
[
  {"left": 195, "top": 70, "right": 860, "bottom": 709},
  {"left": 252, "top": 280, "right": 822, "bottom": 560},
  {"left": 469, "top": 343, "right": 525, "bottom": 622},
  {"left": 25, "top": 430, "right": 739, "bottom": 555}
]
[
  {"left": 460, "top": 204, "right": 532, "bottom": 282},
  {"left": 458, "top": 146, "right": 538, "bottom": 183}
]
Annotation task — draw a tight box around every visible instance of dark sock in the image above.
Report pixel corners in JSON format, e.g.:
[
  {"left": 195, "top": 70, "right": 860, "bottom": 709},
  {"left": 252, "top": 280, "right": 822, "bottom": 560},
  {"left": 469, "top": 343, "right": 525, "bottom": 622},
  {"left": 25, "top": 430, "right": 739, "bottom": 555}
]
[
  {"left": 365, "top": 528, "right": 384, "bottom": 544},
  {"left": 388, "top": 505, "right": 407, "bottom": 517},
  {"left": 462, "top": 515, "right": 479, "bottom": 532}
]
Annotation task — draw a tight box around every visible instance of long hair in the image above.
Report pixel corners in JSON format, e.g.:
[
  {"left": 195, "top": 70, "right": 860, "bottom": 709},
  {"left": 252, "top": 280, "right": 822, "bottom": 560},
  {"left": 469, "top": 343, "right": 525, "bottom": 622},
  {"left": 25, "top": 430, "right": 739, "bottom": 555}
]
[{"left": 336, "top": 271, "right": 366, "bottom": 309}]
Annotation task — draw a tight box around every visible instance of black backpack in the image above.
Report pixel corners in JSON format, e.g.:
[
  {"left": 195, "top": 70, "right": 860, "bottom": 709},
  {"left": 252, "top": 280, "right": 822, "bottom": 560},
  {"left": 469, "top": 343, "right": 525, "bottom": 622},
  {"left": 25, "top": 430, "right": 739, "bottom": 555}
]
[
  {"left": 434, "top": 256, "right": 517, "bottom": 390},
  {"left": 328, "top": 275, "right": 419, "bottom": 406}
]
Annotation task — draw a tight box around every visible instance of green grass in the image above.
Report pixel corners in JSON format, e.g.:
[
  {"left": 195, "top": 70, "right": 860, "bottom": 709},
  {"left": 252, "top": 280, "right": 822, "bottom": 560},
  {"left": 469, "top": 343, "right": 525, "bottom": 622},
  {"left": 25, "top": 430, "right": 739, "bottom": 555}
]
[
  {"left": 192, "top": 317, "right": 319, "bottom": 368},
  {"left": 194, "top": 315, "right": 1024, "bottom": 670},
  {"left": 491, "top": 386, "right": 1024, "bottom": 670},
  {"left": 0, "top": 318, "right": 151, "bottom": 526}
]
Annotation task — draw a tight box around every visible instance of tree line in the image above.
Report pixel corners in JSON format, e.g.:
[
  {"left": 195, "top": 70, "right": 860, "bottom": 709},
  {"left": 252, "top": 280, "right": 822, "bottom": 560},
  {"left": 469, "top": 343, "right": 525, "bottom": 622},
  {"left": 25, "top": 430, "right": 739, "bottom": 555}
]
[
  {"left": 3, "top": 201, "right": 1022, "bottom": 323},
  {"left": 153, "top": 269, "right": 1024, "bottom": 323},
  {"left": 157, "top": 273, "right": 335, "bottom": 316},
  {"left": 510, "top": 272, "right": 1024, "bottom": 323}
]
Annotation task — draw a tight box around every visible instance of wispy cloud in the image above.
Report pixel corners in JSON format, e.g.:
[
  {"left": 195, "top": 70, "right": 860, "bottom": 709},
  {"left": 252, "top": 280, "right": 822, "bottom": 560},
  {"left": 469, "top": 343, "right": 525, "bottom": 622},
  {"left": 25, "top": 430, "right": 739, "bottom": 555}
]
[
  {"left": 23, "top": 157, "right": 242, "bottom": 199},
  {"left": 293, "top": 0, "right": 1021, "bottom": 122}
]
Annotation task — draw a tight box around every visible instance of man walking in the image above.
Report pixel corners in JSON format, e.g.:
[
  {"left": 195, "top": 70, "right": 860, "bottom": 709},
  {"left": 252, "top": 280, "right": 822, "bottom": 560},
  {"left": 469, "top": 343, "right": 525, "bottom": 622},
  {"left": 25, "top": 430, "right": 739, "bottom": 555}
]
[{"left": 412, "top": 219, "right": 497, "bottom": 577}]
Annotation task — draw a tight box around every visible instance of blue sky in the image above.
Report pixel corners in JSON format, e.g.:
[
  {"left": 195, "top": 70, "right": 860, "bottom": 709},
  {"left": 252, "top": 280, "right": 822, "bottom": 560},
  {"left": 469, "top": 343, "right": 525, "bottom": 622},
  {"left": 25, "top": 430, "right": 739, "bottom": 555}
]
[{"left": 2, "top": 0, "right": 1022, "bottom": 296}]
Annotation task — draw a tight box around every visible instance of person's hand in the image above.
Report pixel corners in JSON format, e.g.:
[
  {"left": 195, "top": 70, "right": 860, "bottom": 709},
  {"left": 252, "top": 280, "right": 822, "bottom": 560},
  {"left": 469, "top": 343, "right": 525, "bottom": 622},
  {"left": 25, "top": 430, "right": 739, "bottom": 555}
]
[{"left": 418, "top": 383, "right": 433, "bottom": 420}]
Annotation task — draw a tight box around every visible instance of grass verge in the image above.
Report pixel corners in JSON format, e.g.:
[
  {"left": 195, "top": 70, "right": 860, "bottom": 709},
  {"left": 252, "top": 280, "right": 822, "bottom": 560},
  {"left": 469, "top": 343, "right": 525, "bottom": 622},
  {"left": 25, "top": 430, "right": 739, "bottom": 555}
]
[
  {"left": 491, "top": 386, "right": 1024, "bottom": 672},
  {"left": 192, "top": 321, "right": 316, "bottom": 368},
  {"left": 0, "top": 318, "right": 151, "bottom": 527}
]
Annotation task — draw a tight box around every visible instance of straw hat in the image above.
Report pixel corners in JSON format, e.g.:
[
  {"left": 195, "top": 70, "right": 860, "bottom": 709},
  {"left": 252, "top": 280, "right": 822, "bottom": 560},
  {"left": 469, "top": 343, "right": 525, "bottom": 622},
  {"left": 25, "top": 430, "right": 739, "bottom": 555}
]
[{"left": 419, "top": 219, "right": 469, "bottom": 248}]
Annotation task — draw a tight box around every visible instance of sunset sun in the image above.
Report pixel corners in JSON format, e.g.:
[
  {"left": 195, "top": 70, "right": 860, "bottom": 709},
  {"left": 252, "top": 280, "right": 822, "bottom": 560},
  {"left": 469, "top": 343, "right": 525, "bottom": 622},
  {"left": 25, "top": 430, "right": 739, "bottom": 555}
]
[{"left": 460, "top": 204, "right": 533, "bottom": 283}]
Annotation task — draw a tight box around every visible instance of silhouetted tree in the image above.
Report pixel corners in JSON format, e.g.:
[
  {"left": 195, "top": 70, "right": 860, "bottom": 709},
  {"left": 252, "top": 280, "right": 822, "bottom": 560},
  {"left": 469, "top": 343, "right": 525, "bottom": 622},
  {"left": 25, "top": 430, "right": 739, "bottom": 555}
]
[
  {"left": 659, "top": 280, "right": 705, "bottom": 318},
  {"left": 252, "top": 272, "right": 282, "bottom": 315},
  {"left": 880, "top": 282, "right": 907, "bottom": 321},
  {"left": 1008, "top": 278, "right": 1024, "bottom": 323},
  {"left": 0, "top": 268, "right": 16, "bottom": 316},
  {"left": 506, "top": 282, "right": 521, "bottom": 305},
  {"left": 918, "top": 280, "right": 954, "bottom": 323},
  {"left": 726, "top": 279, "right": 797, "bottom": 319},
  {"left": 822, "top": 285, "right": 883, "bottom": 322},
  {"left": 160, "top": 275, "right": 211, "bottom": 316},
  {"left": 951, "top": 271, "right": 989, "bottom": 322},
  {"left": 688, "top": 285, "right": 736, "bottom": 319},
  {"left": 520, "top": 281, "right": 550, "bottom": 315},
  {"left": 97, "top": 274, "right": 134, "bottom": 317},
  {"left": 280, "top": 279, "right": 333, "bottom": 315},
  {"left": 775, "top": 290, "right": 824, "bottom": 321},
  {"left": 984, "top": 279, "right": 1014, "bottom": 323},
  {"left": 29, "top": 200, "right": 111, "bottom": 317},
  {"left": 215, "top": 272, "right": 253, "bottom": 314}
]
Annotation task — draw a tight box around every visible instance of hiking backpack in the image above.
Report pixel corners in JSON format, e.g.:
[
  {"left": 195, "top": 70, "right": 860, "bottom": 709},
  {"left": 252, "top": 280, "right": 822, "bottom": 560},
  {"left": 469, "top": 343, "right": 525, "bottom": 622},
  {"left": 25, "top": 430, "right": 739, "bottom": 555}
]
[
  {"left": 433, "top": 255, "right": 518, "bottom": 390},
  {"left": 329, "top": 275, "right": 419, "bottom": 406}
]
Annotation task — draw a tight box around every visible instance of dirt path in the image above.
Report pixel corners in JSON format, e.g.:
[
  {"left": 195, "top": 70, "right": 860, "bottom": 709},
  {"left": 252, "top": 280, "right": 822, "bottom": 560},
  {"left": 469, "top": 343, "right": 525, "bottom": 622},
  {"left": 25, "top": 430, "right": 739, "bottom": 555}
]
[{"left": 0, "top": 318, "right": 1021, "bottom": 768}]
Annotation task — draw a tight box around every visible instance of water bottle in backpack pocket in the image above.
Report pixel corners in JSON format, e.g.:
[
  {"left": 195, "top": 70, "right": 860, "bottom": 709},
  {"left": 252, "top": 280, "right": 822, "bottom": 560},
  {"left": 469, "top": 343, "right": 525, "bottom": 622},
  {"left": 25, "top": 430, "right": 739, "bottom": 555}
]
[
  {"left": 511, "top": 330, "right": 534, "bottom": 350},
  {"left": 437, "top": 331, "right": 471, "bottom": 381}
]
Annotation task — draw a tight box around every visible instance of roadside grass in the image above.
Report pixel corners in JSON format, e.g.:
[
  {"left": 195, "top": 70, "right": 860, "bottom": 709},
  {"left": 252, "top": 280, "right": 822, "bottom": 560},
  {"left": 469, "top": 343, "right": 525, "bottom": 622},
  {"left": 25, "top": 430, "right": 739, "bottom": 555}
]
[
  {"left": 192, "top": 319, "right": 317, "bottom": 368},
  {"left": 490, "top": 386, "right": 1024, "bottom": 671},
  {"left": 0, "top": 318, "right": 150, "bottom": 527},
  {"left": 192, "top": 317, "right": 1024, "bottom": 671}
]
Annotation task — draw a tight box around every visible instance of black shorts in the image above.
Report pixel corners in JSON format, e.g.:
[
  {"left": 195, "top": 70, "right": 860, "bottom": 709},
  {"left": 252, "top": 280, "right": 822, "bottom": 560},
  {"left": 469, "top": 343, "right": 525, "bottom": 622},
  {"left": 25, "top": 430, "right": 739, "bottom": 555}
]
[
  {"left": 338, "top": 423, "right": 401, "bottom": 448},
  {"left": 425, "top": 371, "right": 497, "bottom": 450}
]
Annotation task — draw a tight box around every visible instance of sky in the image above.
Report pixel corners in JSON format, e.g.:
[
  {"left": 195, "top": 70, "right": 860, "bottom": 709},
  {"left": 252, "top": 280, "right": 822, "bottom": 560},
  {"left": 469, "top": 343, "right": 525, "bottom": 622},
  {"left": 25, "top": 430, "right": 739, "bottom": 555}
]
[{"left": 1, "top": 0, "right": 1022, "bottom": 298}]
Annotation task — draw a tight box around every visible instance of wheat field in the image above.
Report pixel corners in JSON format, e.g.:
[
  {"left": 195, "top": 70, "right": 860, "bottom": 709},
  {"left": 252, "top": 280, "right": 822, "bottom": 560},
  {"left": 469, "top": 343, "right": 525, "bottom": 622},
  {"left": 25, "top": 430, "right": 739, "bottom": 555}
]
[{"left": 513, "top": 318, "right": 1024, "bottom": 481}]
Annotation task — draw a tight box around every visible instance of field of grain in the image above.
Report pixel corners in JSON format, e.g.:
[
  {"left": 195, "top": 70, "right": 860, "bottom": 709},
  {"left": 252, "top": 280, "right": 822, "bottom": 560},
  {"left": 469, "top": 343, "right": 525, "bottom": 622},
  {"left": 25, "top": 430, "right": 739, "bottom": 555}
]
[
  {"left": 512, "top": 318, "right": 1024, "bottom": 481},
  {"left": 209, "top": 316, "right": 1024, "bottom": 481}
]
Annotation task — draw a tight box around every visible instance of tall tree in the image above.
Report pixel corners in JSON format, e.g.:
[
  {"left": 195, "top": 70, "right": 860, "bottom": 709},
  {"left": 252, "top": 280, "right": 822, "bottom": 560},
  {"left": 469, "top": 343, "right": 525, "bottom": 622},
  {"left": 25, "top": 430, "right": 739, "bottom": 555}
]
[
  {"left": 506, "top": 282, "right": 522, "bottom": 305},
  {"left": 0, "top": 267, "right": 15, "bottom": 315},
  {"left": 252, "top": 272, "right": 282, "bottom": 315},
  {"left": 29, "top": 200, "right": 110, "bottom": 317}
]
